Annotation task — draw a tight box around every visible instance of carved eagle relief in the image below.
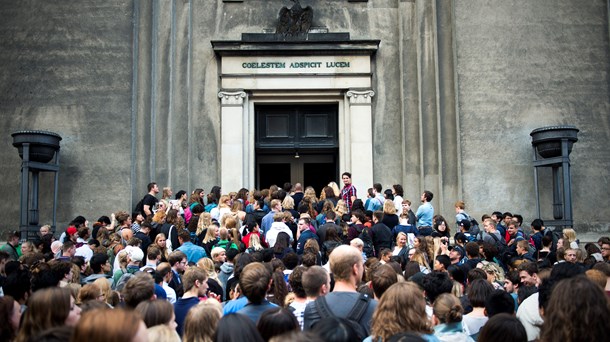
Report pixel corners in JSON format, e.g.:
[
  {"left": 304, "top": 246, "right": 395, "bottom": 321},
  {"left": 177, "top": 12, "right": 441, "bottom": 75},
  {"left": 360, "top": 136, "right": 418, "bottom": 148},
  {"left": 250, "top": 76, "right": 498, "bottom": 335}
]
[{"left": 276, "top": 0, "right": 313, "bottom": 35}]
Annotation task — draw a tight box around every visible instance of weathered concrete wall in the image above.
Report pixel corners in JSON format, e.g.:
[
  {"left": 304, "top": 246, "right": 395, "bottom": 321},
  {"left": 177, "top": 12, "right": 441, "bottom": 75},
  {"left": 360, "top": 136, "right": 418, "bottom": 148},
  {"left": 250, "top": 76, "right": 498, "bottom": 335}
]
[
  {"left": 454, "top": 0, "right": 610, "bottom": 232},
  {"left": 0, "top": 0, "right": 134, "bottom": 231}
]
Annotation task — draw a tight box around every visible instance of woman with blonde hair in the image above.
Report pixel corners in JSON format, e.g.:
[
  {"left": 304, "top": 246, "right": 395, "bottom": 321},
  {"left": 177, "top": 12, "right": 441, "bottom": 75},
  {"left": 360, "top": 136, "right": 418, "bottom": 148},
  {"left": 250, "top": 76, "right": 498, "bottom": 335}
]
[
  {"left": 93, "top": 277, "right": 113, "bottom": 307},
  {"left": 230, "top": 200, "right": 247, "bottom": 225},
  {"left": 328, "top": 181, "right": 341, "bottom": 197},
  {"left": 197, "top": 257, "right": 223, "bottom": 289},
  {"left": 334, "top": 199, "right": 348, "bottom": 218},
  {"left": 201, "top": 221, "right": 220, "bottom": 257},
  {"left": 410, "top": 249, "right": 431, "bottom": 274},
  {"left": 392, "top": 232, "right": 410, "bottom": 262},
  {"left": 211, "top": 195, "right": 232, "bottom": 222},
  {"left": 16, "top": 287, "right": 81, "bottom": 342},
  {"left": 282, "top": 196, "right": 299, "bottom": 219},
  {"left": 153, "top": 233, "right": 169, "bottom": 262},
  {"left": 303, "top": 186, "right": 318, "bottom": 203},
  {"left": 381, "top": 199, "right": 399, "bottom": 229},
  {"left": 562, "top": 228, "right": 579, "bottom": 249},
  {"left": 20, "top": 241, "right": 37, "bottom": 255},
  {"left": 247, "top": 234, "right": 264, "bottom": 253},
  {"left": 183, "top": 299, "right": 223, "bottom": 342},
  {"left": 368, "top": 282, "right": 435, "bottom": 342},
  {"left": 196, "top": 212, "right": 213, "bottom": 237}
]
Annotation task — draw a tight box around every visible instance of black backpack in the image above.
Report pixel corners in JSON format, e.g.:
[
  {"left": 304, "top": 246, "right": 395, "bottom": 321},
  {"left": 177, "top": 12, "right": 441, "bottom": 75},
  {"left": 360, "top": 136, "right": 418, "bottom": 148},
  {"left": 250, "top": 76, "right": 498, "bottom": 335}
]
[
  {"left": 314, "top": 293, "right": 371, "bottom": 341},
  {"left": 488, "top": 232, "right": 510, "bottom": 264},
  {"left": 357, "top": 226, "right": 374, "bottom": 258},
  {"left": 134, "top": 198, "right": 144, "bottom": 214}
]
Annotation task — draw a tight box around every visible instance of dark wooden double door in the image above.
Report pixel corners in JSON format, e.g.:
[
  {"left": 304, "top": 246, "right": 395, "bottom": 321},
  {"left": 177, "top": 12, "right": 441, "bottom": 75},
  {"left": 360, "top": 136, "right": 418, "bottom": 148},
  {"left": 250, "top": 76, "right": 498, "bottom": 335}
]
[{"left": 256, "top": 104, "right": 338, "bottom": 193}]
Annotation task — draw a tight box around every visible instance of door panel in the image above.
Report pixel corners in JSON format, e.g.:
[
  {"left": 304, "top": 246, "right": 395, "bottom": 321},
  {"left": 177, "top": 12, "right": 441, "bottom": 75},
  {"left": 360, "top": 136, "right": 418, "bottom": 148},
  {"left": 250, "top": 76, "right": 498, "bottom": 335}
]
[
  {"left": 256, "top": 154, "right": 336, "bottom": 192},
  {"left": 255, "top": 104, "right": 339, "bottom": 192}
]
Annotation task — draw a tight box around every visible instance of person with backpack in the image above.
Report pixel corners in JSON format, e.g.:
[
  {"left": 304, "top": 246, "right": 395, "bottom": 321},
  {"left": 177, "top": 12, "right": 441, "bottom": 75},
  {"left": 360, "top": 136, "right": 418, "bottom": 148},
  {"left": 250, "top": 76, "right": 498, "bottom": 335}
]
[
  {"left": 455, "top": 201, "right": 480, "bottom": 238},
  {"left": 303, "top": 245, "right": 377, "bottom": 340}
]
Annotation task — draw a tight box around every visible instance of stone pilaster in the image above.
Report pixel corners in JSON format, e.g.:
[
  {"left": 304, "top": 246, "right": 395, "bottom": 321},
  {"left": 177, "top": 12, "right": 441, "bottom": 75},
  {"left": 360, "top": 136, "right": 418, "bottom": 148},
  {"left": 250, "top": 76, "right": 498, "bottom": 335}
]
[
  {"left": 346, "top": 89, "right": 375, "bottom": 197},
  {"left": 219, "top": 90, "right": 247, "bottom": 192}
]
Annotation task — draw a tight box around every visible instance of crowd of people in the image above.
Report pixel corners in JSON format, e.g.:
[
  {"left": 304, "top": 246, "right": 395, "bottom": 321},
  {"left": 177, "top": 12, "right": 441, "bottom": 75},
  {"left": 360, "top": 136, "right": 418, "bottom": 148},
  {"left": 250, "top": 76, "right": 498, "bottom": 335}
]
[{"left": 1, "top": 174, "right": 609, "bottom": 342}]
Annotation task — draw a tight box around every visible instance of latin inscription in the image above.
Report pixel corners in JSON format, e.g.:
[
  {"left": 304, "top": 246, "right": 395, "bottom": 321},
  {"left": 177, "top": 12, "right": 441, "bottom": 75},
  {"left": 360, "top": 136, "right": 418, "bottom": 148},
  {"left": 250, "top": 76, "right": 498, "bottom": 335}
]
[{"left": 242, "top": 61, "right": 351, "bottom": 69}]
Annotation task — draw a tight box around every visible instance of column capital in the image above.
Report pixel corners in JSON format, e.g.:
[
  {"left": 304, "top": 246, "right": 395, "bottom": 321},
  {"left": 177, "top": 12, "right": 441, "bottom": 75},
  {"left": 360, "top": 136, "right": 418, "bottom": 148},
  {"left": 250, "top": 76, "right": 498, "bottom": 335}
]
[
  {"left": 346, "top": 89, "right": 375, "bottom": 104},
  {"left": 218, "top": 90, "right": 247, "bottom": 106}
]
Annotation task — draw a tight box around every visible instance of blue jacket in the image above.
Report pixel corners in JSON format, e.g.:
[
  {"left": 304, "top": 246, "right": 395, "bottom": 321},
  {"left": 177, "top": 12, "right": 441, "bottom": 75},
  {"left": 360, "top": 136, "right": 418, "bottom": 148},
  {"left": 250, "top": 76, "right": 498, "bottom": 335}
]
[
  {"left": 177, "top": 242, "right": 208, "bottom": 263},
  {"left": 296, "top": 229, "right": 319, "bottom": 255}
]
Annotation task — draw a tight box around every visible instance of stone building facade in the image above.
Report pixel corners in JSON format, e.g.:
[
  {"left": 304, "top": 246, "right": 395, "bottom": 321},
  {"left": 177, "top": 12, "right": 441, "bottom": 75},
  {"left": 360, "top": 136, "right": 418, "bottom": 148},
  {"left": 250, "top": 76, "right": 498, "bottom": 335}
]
[{"left": 0, "top": 0, "right": 609, "bottom": 234}]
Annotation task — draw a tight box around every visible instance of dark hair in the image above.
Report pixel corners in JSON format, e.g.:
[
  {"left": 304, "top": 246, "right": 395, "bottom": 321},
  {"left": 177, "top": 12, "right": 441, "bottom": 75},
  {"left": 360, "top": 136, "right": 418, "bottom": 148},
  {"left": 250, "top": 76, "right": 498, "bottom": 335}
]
[
  {"left": 518, "top": 261, "right": 538, "bottom": 276},
  {"left": 447, "top": 265, "right": 466, "bottom": 285},
  {"left": 435, "top": 255, "right": 450, "bottom": 270},
  {"left": 369, "top": 183, "right": 380, "bottom": 194},
  {"left": 383, "top": 189, "right": 394, "bottom": 200},
  {"left": 214, "top": 313, "right": 265, "bottom": 342},
  {"left": 538, "top": 262, "right": 585, "bottom": 311},
  {"left": 147, "top": 182, "right": 157, "bottom": 192},
  {"left": 517, "top": 285, "right": 537, "bottom": 305},
  {"left": 485, "top": 290, "right": 515, "bottom": 317},
  {"left": 288, "top": 266, "right": 307, "bottom": 298},
  {"left": 513, "top": 214, "right": 523, "bottom": 225},
  {"left": 311, "top": 316, "right": 360, "bottom": 342},
  {"left": 282, "top": 252, "right": 299, "bottom": 270},
  {"left": 393, "top": 184, "right": 404, "bottom": 197},
  {"left": 464, "top": 242, "right": 479, "bottom": 258},
  {"left": 371, "top": 264, "right": 398, "bottom": 299},
  {"left": 467, "top": 268, "right": 487, "bottom": 284},
  {"left": 135, "top": 300, "right": 174, "bottom": 328},
  {"left": 0, "top": 296, "right": 18, "bottom": 341},
  {"left": 90, "top": 253, "right": 109, "bottom": 274},
  {"left": 256, "top": 307, "right": 299, "bottom": 341},
  {"left": 341, "top": 172, "right": 352, "bottom": 179},
  {"left": 422, "top": 271, "right": 453, "bottom": 303},
  {"left": 3, "top": 268, "right": 31, "bottom": 301},
  {"left": 467, "top": 279, "right": 494, "bottom": 307},
  {"left": 422, "top": 190, "right": 433, "bottom": 202},
  {"left": 97, "top": 216, "right": 112, "bottom": 225},
  {"left": 478, "top": 313, "right": 527, "bottom": 342},
  {"left": 531, "top": 219, "right": 543, "bottom": 231},
  {"left": 175, "top": 190, "right": 187, "bottom": 200},
  {"left": 273, "top": 232, "right": 291, "bottom": 254},
  {"left": 351, "top": 199, "right": 365, "bottom": 212},
  {"left": 505, "top": 270, "right": 520, "bottom": 287}
]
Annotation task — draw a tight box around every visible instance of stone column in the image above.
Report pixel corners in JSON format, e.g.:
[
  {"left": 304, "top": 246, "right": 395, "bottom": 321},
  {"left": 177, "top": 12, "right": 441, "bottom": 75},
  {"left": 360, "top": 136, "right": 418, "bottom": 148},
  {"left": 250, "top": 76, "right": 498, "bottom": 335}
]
[
  {"left": 346, "top": 89, "right": 375, "bottom": 197},
  {"left": 218, "top": 90, "right": 247, "bottom": 192}
]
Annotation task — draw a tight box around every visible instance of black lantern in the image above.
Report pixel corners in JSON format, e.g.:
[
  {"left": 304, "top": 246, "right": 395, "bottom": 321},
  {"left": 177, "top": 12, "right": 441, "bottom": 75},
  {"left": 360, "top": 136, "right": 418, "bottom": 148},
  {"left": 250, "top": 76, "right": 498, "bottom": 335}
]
[
  {"left": 12, "top": 130, "right": 62, "bottom": 240},
  {"left": 530, "top": 126, "right": 578, "bottom": 228}
]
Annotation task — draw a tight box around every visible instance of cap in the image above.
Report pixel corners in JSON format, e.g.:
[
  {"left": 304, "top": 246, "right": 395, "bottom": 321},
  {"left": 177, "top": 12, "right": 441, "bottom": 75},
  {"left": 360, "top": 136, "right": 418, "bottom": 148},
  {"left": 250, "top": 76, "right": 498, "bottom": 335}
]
[
  {"left": 459, "top": 219, "right": 471, "bottom": 230},
  {"left": 128, "top": 247, "right": 144, "bottom": 262},
  {"left": 66, "top": 226, "right": 78, "bottom": 236},
  {"left": 452, "top": 245, "right": 465, "bottom": 257}
]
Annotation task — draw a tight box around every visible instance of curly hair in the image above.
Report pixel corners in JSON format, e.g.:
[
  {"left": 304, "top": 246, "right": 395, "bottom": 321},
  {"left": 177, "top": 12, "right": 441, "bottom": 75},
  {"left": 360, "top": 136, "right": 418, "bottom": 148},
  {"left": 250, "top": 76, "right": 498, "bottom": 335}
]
[{"left": 371, "top": 282, "right": 432, "bottom": 341}]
